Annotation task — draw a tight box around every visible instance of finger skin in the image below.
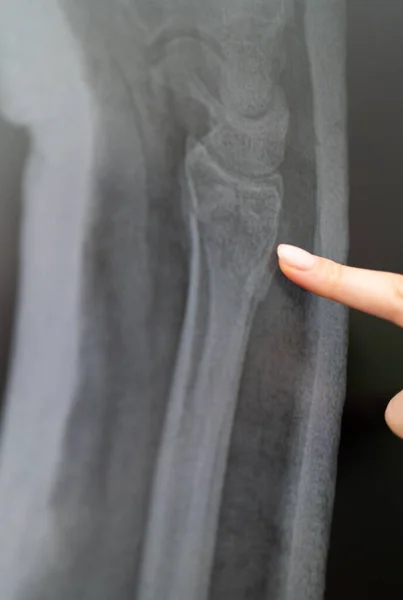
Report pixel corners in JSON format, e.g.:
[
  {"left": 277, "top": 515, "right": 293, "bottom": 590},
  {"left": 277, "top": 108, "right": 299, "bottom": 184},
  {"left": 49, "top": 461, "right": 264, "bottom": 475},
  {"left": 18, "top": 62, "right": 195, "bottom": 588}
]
[
  {"left": 278, "top": 248, "right": 403, "bottom": 328},
  {"left": 385, "top": 391, "right": 403, "bottom": 439},
  {"left": 277, "top": 244, "right": 403, "bottom": 439}
]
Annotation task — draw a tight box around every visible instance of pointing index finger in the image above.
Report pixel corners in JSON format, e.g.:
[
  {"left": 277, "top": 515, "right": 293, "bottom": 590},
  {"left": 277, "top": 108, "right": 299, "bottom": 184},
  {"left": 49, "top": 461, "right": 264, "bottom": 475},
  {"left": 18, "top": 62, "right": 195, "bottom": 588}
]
[{"left": 277, "top": 244, "right": 403, "bottom": 327}]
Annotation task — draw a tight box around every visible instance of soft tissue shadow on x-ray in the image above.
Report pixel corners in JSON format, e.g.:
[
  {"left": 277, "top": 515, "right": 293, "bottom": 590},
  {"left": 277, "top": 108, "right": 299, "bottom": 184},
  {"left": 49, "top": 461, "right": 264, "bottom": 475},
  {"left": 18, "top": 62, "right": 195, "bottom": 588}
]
[
  {"left": 0, "top": 116, "right": 29, "bottom": 408},
  {"left": 326, "top": 2, "right": 403, "bottom": 599}
]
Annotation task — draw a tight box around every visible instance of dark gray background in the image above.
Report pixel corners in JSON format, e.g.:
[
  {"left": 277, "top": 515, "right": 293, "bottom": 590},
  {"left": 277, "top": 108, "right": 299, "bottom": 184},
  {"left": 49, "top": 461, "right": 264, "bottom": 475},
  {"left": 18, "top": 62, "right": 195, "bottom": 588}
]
[{"left": 326, "top": 2, "right": 403, "bottom": 598}]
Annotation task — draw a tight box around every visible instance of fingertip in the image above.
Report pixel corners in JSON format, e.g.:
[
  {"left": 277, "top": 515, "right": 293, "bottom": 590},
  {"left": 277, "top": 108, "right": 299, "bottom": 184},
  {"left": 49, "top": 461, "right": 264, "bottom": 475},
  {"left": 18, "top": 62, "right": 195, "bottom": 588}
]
[
  {"left": 385, "top": 391, "right": 403, "bottom": 438},
  {"left": 276, "top": 244, "right": 317, "bottom": 271}
]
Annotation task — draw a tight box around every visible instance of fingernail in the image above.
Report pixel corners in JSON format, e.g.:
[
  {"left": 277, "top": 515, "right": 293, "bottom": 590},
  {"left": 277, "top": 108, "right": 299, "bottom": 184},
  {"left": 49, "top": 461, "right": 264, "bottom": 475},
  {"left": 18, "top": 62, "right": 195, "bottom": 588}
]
[{"left": 277, "top": 244, "right": 316, "bottom": 270}]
